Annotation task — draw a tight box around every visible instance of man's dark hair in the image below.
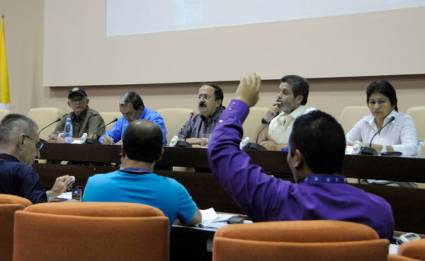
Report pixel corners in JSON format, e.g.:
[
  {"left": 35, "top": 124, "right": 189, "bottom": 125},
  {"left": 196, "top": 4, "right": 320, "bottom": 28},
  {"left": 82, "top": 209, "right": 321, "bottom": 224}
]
[
  {"left": 122, "top": 120, "right": 162, "bottom": 163},
  {"left": 204, "top": 83, "right": 224, "bottom": 106},
  {"left": 288, "top": 110, "right": 345, "bottom": 173},
  {"left": 120, "top": 91, "right": 145, "bottom": 111},
  {"left": 0, "top": 114, "right": 38, "bottom": 145},
  {"left": 281, "top": 75, "right": 309, "bottom": 105},
  {"left": 366, "top": 80, "right": 398, "bottom": 111}
]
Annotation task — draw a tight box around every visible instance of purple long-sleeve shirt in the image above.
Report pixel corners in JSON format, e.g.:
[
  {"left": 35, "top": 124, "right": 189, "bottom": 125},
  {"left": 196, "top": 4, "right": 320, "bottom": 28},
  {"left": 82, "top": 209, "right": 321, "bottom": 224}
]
[{"left": 208, "top": 99, "right": 394, "bottom": 239}]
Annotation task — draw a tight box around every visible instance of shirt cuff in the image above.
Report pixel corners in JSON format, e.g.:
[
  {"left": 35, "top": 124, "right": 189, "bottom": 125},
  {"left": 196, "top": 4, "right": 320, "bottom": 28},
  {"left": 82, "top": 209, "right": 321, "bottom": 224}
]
[{"left": 226, "top": 99, "right": 250, "bottom": 123}]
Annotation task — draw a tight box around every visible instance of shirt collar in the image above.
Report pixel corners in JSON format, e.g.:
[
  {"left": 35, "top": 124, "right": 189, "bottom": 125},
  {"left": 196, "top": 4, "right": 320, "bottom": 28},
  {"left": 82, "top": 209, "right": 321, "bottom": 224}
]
[
  {"left": 201, "top": 106, "right": 225, "bottom": 121},
  {"left": 71, "top": 107, "right": 89, "bottom": 120},
  {"left": 366, "top": 109, "right": 398, "bottom": 127},
  {"left": 277, "top": 105, "right": 307, "bottom": 119},
  {"left": 0, "top": 153, "right": 20, "bottom": 162},
  {"left": 301, "top": 174, "right": 347, "bottom": 184},
  {"left": 139, "top": 108, "right": 146, "bottom": 119}
]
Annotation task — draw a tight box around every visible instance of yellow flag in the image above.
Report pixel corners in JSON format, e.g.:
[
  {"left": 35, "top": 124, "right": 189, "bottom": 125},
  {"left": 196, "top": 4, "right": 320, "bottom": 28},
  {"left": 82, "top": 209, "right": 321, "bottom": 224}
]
[{"left": 0, "top": 16, "right": 10, "bottom": 109}]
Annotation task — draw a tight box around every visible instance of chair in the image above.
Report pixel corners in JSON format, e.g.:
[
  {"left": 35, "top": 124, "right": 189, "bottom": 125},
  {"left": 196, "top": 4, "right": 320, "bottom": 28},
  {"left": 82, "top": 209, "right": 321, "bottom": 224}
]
[
  {"left": 0, "top": 108, "right": 10, "bottom": 121},
  {"left": 13, "top": 202, "right": 169, "bottom": 261},
  {"left": 0, "top": 194, "right": 31, "bottom": 261},
  {"left": 407, "top": 106, "right": 425, "bottom": 141},
  {"left": 242, "top": 107, "right": 268, "bottom": 140},
  {"left": 157, "top": 108, "right": 193, "bottom": 143},
  {"left": 99, "top": 111, "right": 121, "bottom": 131},
  {"left": 213, "top": 220, "right": 389, "bottom": 261},
  {"left": 27, "top": 107, "right": 63, "bottom": 140},
  {"left": 339, "top": 106, "right": 370, "bottom": 133}
]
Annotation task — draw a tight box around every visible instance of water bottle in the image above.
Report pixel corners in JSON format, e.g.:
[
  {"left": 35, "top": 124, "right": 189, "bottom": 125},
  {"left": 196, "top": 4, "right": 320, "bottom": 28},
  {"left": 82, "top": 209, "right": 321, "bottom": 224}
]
[{"left": 64, "top": 117, "right": 73, "bottom": 144}]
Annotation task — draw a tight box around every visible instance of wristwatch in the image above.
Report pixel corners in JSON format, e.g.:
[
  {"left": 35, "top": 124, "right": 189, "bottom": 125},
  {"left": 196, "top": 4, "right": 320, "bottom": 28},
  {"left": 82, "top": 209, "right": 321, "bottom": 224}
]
[{"left": 261, "top": 118, "right": 270, "bottom": 125}]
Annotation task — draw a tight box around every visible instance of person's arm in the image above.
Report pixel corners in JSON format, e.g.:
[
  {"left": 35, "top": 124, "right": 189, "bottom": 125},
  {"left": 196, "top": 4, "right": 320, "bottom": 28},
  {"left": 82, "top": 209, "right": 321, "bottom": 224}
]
[
  {"left": 46, "top": 175, "right": 75, "bottom": 201},
  {"left": 392, "top": 115, "right": 418, "bottom": 156},
  {"left": 87, "top": 113, "right": 106, "bottom": 140},
  {"left": 207, "top": 74, "right": 291, "bottom": 221},
  {"left": 99, "top": 118, "right": 122, "bottom": 144},
  {"left": 177, "top": 114, "right": 193, "bottom": 140},
  {"left": 255, "top": 123, "right": 269, "bottom": 144},
  {"left": 259, "top": 140, "right": 287, "bottom": 151},
  {"left": 148, "top": 112, "right": 168, "bottom": 144},
  {"left": 254, "top": 103, "right": 280, "bottom": 144},
  {"left": 176, "top": 183, "right": 201, "bottom": 225},
  {"left": 346, "top": 119, "right": 364, "bottom": 145},
  {"left": 48, "top": 118, "right": 66, "bottom": 143},
  {"left": 188, "top": 209, "right": 202, "bottom": 225},
  {"left": 19, "top": 166, "right": 48, "bottom": 203}
]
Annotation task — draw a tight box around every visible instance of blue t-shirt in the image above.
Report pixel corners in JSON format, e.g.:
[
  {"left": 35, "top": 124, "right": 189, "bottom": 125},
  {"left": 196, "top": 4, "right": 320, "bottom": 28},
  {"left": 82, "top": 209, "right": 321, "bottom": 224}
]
[
  {"left": 82, "top": 170, "right": 197, "bottom": 225},
  {"left": 99, "top": 107, "right": 167, "bottom": 144}
]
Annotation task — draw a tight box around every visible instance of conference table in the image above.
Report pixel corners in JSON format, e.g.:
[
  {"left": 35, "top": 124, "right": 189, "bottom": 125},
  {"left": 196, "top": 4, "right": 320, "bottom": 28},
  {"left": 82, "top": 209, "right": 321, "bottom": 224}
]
[{"left": 33, "top": 143, "right": 425, "bottom": 260}]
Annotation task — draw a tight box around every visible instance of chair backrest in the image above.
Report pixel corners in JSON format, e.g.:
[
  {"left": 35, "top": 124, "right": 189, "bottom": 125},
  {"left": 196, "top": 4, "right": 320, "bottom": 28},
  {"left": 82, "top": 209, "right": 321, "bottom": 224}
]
[
  {"left": 27, "top": 107, "right": 63, "bottom": 140},
  {"left": 407, "top": 106, "right": 425, "bottom": 141},
  {"left": 99, "top": 111, "right": 121, "bottom": 131},
  {"left": 0, "top": 194, "right": 31, "bottom": 261},
  {"left": 13, "top": 202, "right": 169, "bottom": 261},
  {"left": 0, "top": 108, "right": 10, "bottom": 121},
  {"left": 398, "top": 239, "right": 425, "bottom": 260},
  {"left": 242, "top": 107, "right": 268, "bottom": 140},
  {"left": 339, "top": 106, "right": 370, "bottom": 133},
  {"left": 157, "top": 108, "right": 193, "bottom": 143},
  {"left": 213, "top": 220, "right": 389, "bottom": 261}
]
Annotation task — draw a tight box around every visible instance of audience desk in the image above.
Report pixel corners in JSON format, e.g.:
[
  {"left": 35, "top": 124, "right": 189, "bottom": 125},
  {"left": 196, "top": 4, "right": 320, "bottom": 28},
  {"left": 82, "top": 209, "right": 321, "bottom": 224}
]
[{"left": 34, "top": 143, "right": 425, "bottom": 234}]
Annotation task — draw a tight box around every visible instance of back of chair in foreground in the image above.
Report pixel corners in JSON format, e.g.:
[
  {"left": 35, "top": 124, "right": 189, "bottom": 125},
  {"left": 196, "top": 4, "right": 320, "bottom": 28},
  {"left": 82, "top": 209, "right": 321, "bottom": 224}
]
[
  {"left": 213, "top": 220, "right": 389, "bottom": 261},
  {"left": 0, "top": 194, "right": 31, "bottom": 261},
  {"left": 13, "top": 202, "right": 169, "bottom": 261}
]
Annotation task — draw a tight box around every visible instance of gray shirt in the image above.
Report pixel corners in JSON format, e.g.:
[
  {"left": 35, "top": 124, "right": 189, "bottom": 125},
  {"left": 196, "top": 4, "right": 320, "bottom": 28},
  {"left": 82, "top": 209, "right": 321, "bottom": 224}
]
[
  {"left": 55, "top": 107, "right": 105, "bottom": 138},
  {"left": 178, "top": 107, "right": 225, "bottom": 139}
]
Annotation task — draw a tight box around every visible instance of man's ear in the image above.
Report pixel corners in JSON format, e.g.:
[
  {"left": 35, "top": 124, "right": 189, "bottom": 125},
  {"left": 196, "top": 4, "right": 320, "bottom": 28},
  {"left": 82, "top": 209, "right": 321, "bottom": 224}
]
[
  {"left": 86, "top": 98, "right": 90, "bottom": 105},
  {"left": 294, "top": 95, "right": 304, "bottom": 106},
  {"left": 17, "top": 134, "right": 25, "bottom": 150},
  {"left": 157, "top": 147, "right": 165, "bottom": 162},
  {"left": 67, "top": 100, "right": 71, "bottom": 107},
  {"left": 291, "top": 149, "right": 303, "bottom": 169}
]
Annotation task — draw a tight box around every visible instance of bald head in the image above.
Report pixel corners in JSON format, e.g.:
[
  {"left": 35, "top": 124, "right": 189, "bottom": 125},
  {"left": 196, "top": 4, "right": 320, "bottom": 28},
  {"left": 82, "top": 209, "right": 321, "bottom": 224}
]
[{"left": 122, "top": 120, "right": 163, "bottom": 163}]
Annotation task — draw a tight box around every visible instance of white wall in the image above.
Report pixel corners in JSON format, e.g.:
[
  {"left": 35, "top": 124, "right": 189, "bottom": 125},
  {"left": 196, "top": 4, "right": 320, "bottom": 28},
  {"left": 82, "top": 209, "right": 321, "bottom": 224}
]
[{"left": 43, "top": 0, "right": 425, "bottom": 86}]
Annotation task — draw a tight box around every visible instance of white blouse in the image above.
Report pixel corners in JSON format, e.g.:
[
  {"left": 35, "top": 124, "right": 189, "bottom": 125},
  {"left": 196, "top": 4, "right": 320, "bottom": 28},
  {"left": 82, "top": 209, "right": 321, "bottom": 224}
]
[{"left": 346, "top": 110, "right": 418, "bottom": 156}]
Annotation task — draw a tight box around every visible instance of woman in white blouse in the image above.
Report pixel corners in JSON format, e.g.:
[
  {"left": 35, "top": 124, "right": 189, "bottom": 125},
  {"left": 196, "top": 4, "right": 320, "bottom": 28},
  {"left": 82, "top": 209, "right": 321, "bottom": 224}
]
[{"left": 346, "top": 80, "right": 418, "bottom": 156}]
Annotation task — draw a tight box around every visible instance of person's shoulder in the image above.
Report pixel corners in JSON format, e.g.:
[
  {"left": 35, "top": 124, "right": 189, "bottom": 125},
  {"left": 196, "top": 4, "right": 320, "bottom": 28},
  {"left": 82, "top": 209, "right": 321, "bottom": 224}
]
[
  {"left": 304, "top": 106, "right": 316, "bottom": 112},
  {"left": 88, "top": 170, "right": 119, "bottom": 182},
  {"left": 87, "top": 107, "right": 101, "bottom": 116},
  {"left": 144, "top": 107, "right": 163, "bottom": 119},
  {"left": 153, "top": 174, "right": 186, "bottom": 190},
  {"left": 395, "top": 111, "right": 414, "bottom": 122}
]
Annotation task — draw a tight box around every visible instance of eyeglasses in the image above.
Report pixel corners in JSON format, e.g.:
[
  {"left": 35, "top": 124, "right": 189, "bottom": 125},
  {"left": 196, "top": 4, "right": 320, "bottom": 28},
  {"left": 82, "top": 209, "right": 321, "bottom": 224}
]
[
  {"left": 198, "top": 94, "right": 213, "bottom": 100},
  {"left": 23, "top": 135, "right": 46, "bottom": 151}
]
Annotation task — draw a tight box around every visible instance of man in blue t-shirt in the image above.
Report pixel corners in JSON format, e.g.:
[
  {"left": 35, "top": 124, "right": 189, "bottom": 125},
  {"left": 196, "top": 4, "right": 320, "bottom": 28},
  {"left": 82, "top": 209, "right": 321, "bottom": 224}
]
[
  {"left": 84, "top": 119, "right": 201, "bottom": 225},
  {"left": 99, "top": 91, "right": 167, "bottom": 144}
]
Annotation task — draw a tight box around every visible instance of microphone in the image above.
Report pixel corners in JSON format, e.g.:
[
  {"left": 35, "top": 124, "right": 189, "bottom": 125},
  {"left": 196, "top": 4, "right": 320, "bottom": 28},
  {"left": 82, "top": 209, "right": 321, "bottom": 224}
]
[
  {"left": 104, "top": 118, "right": 118, "bottom": 129},
  {"left": 38, "top": 118, "right": 61, "bottom": 136},
  {"left": 360, "top": 116, "right": 395, "bottom": 155}
]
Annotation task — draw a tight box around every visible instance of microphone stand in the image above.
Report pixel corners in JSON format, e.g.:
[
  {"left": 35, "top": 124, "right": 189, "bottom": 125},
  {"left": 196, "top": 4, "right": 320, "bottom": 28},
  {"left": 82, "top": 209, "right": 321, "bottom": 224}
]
[{"left": 360, "top": 116, "right": 395, "bottom": 155}]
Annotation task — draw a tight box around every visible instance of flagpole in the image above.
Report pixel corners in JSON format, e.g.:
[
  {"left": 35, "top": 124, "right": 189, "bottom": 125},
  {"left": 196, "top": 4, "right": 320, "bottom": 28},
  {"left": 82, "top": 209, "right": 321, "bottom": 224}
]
[{"left": 0, "top": 15, "right": 11, "bottom": 109}]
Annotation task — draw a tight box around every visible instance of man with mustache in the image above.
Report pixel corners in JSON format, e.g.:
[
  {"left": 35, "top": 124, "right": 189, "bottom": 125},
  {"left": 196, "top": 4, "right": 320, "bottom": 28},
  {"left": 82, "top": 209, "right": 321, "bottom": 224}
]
[
  {"left": 49, "top": 87, "right": 105, "bottom": 142},
  {"left": 255, "top": 75, "right": 315, "bottom": 151},
  {"left": 178, "top": 84, "right": 225, "bottom": 146}
]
